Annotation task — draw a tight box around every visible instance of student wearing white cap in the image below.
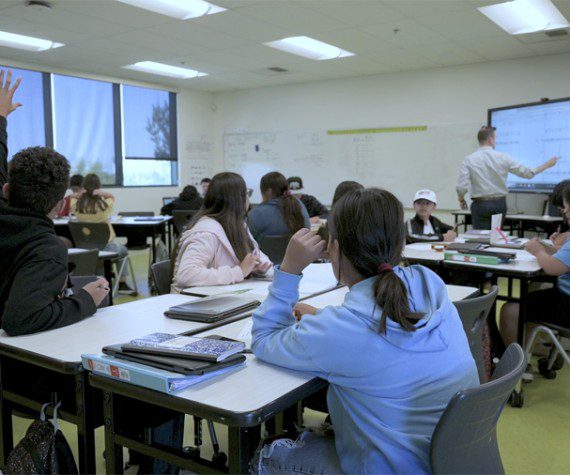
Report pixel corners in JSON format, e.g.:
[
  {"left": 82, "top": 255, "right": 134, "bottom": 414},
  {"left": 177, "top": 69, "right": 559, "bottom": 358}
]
[{"left": 405, "top": 190, "right": 457, "bottom": 243}]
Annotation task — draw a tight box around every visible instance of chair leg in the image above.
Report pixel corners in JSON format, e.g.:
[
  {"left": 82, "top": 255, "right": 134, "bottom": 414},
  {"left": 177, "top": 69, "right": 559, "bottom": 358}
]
[
  {"left": 127, "top": 257, "right": 139, "bottom": 296},
  {"left": 112, "top": 258, "right": 128, "bottom": 298},
  {"left": 525, "top": 326, "right": 570, "bottom": 367}
]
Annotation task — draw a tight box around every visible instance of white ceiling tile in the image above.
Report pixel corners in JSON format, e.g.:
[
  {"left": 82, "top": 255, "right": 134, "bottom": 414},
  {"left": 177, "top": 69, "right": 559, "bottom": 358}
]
[
  {"left": 70, "top": 37, "right": 163, "bottom": 61},
  {"left": 107, "top": 31, "right": 212, "bottom": 57},
  {"left": 149, "top": 22, "right": 254, "bottom": 50},
  {"left": 299, "top": 0, "right": 405, "bottom": 27},
  {"left": 228, "top": 44, "right": 310, "bottom": 68},
  {"left": 332, "top": 55, "right": 393, "bottom": 74},
  {"left": 372, "top": 48, "right": 439, "bottom": 71},
  {"left": 554, "top": 0, "right": 570, "bottom": 18},
  {"left": 189, "top": 49, "right": 270, "bottom": 70},
  {"left": 527, "top": 38, "right": 570, "bottom": 55},
  {"left": 0, "top": 15, "right": 91, "bottom": 45},
  {"left": 313, "top": 28, "right": 399, "bottom": 55},
  {"left": 361, "top": 18, "right": 449, "bottom": 48},
  {"left": 458, "top": 35, "right": 535, "bottom": 61},
  {"left": 161, "top": 56, "right": 234, "bottom": 74},
  {"left": 413, "top": 41, "right": 487, "bottom": 65},
  {"left": 212, "top": 0, "right": 267, "bottom": 10},
  {"left": 192, "top": 10, "right": 290, "bottom": 42},
  {"left": 387, "top": 0, "right": 475, "bottom": 18},
  {"left": 55, "top": 0, "right": 174, "bottom": 28},
  {"left": 1, "top": 3, "right": 131, "bottom": 37},
  {"left": 236, "top": 2, "right": 349, "bottom": 35},
  {"left": 415, "top": 9, "right": 507, "bottom": 41}
]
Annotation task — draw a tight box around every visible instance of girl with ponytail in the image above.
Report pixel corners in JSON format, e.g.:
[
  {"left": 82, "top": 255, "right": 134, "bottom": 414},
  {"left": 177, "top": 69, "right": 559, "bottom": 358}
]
[
  {"left": 247, "top": 171, "right": 310, "bottom": 245},
  {"left": 250, "top": 188, "right": 478, "bottom": 475}
]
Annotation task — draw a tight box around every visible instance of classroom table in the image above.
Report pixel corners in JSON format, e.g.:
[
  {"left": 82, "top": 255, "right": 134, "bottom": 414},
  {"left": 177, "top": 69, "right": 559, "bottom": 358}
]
[
  {"left": 0, "top": 294, "right": 207, "bottom": 473},
  {"left": 403, "top": 241, "right": 552, "bottom": 406},
  {"left": 451, "top": 210, "right": 563, "bottom": 237},
  {"left": 54, "top": 216, "right": 173, "bottom": 263}
]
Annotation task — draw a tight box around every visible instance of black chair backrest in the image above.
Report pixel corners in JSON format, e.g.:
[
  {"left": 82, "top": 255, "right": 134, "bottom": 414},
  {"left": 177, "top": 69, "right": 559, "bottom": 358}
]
[
  {"left": 453, "top": 286, "right": 498, "bottom": 383},
  {"left": 260, "top": 235, "right": 289, "bottom": 265},
  {"left": 151, "top": 259, "right": 172, "bottom": 295},
  {"left": 68, "top": 249, "right": 99, "bottom": 277},
  {"left": 172, "top": 210, "right": 197, "bottom": 234},
  {"left": 118, "top": 211, "right": 154, "bottom": 217},
  {"left": 68, "top": 222, "right": 110, "bottom": 251},
  {"left": 430, "top": 343, "right": 526, "bottom": 475},
  {"left": 69, "top": 275, "right": 110, "bottom": 308}
]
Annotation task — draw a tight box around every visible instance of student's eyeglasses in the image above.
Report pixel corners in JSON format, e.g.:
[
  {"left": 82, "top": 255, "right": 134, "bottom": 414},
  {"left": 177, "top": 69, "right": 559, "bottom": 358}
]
[{"left": 246, "top": 188, "right": 253, "bottom": 198}]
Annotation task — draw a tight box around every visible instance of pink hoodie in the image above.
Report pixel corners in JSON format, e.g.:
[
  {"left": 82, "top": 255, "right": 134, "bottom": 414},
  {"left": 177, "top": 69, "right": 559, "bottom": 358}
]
[{"left": 171, "top": 216, "right": 273, "bottom": 292}]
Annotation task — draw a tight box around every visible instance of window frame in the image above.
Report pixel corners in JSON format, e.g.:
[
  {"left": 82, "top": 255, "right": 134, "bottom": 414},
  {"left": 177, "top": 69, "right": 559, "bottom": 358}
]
[{"left": 3, "top": 64, "right": 178, "bottom": 188}]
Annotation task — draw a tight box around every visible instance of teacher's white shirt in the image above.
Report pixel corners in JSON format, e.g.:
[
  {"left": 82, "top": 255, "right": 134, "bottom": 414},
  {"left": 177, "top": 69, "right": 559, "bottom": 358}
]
[{"left": 456, "top": 145, "right": 536, "bottom": 199}]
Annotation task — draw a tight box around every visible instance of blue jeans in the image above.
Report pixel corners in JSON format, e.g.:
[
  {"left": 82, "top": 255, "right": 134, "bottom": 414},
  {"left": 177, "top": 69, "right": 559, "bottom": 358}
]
[
  {"left": 252, "top": 428, "right": 343, "bottom": 474},
  {"left": 470, "top": 197, "right": 507, "bottom": 230}
]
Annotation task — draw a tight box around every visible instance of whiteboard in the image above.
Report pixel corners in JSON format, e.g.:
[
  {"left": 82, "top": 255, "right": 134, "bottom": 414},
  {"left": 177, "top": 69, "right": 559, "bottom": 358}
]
[{"left": 223, "top": 123, "right": 480, "bottom": 209}]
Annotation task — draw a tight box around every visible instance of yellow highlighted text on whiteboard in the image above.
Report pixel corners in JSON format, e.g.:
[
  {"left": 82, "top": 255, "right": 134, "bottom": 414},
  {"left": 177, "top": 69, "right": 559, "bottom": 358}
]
[{"left": 327, "top": 126, "right": 428, "bottom": 135}]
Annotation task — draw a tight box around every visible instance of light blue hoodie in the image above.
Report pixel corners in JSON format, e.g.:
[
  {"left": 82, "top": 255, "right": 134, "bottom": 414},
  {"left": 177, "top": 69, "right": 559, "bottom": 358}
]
[{"left": 252, "top": 265, "right": 479, "bottom": 474}]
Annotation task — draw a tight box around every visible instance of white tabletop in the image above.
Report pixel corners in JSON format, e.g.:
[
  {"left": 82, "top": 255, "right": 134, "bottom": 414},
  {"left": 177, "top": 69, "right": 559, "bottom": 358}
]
[
  {"left": 53, "top": 216, "right": 172, "bottom": 227},
  {"left": 183, "top": 263, "right": 338, "bottom": 301},
  {"left": 68, "top": 248, "right": 117, "bottom": 259},
  {"left": 0, "top": 295, "right": 208, "bottom": 365},
  {"left": 195, "top": 284, "right": 478, "bottom": 349},
  {"left": 451, "top": 210, "right": 562, "bottom": 223},
  {"left": 403, "top": 243, "right": 446, "bottom": 263}
]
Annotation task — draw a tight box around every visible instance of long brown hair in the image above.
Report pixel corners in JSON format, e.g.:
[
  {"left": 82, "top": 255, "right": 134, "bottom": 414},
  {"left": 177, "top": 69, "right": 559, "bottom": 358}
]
[
  {"left": 329, "top": 188, "right": 422, "bottom": 333},
  {"left": 175, "top": 172, "right": 253, "bottom": 261},
  {"left": 260, "top": 171, "right": 306, "bottom": 236},
  {"left": 76, "top": 173, "right": 108, "bottom": 214}
]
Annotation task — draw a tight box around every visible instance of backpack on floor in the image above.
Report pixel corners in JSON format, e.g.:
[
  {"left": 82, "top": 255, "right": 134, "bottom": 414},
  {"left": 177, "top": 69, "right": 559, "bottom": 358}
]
[{"left": 4, "top": 401, "right": 78, "bottom": 475}]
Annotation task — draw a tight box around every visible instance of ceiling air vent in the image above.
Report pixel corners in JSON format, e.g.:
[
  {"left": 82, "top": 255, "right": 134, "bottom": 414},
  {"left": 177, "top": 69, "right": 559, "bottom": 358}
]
[
  {"left": 545, "top": 29, "right": 568, "bottom": 37},
  {"left": 253, "top": 67, "right": 293, "bottom": 76}
]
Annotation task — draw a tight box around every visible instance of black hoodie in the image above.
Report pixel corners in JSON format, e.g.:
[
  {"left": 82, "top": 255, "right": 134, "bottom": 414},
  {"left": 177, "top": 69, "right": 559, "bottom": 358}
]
[{"left": 0, "top": 138, "right": 96, "bottom": 336}]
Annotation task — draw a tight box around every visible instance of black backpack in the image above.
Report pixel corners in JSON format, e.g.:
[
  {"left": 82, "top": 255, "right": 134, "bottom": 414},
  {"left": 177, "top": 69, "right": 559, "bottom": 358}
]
[{"left": 4, "top": 402, "right": 78, "bottom": 475}]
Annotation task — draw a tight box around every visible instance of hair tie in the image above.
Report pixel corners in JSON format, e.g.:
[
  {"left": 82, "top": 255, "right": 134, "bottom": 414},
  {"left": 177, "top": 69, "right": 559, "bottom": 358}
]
[{"left": 378, "top": 263, "right": 393, "bottom": 274}]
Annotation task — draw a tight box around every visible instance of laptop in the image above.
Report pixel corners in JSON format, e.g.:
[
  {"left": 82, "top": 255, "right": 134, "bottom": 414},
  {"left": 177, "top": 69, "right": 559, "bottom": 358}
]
[
  {"left": 164, "top": 294, "right": 261, "bottom": 323},
  {"left": 162, "top": 197, "right": 176, "bottom": 206}
]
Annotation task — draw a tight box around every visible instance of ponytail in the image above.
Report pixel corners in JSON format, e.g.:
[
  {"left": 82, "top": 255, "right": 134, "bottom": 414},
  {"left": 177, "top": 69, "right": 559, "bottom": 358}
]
[
  {"left": 330, "top": 188, "right": 423, "bottom": 334},
  {"left": 374, "top": 265, "right": 421, "bottom": 333}
]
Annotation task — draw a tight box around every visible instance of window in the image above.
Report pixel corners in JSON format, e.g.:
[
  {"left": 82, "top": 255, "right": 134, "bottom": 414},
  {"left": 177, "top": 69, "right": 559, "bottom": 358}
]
[
  {"left": 52, "top": 74, "right": 117, "bottom": 185},
  {"left": 4, "top": 67, "right": 46, "bottom": 159},
  {"left": 122, "top": 85, "right": 177, "bottom": 186},
  {"left": 2, "top": 65, "right": 177, "bottom": 187}
]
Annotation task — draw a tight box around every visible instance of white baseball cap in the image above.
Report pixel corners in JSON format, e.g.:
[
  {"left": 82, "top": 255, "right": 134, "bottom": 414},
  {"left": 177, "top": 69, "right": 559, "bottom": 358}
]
[{"left": 413, "top": 189, "right": 437, "bottom": 205}]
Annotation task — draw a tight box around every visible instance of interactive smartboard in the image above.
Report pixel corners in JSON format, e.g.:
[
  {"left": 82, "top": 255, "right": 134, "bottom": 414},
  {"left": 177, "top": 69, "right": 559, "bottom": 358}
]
[{"left": 489, "top": 98, "right": 570, "bottom": 193}]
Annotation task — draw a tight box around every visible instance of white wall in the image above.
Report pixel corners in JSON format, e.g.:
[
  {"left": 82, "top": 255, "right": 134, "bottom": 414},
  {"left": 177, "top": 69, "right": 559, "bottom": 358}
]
[{"left": 211, "top": 52, "right": 570, "bottom": 220}]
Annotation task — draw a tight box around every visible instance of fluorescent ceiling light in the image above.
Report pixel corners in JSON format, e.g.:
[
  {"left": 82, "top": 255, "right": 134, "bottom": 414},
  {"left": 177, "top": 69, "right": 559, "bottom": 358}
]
[
  {"left": 124, "top": 61, "right": 207, "bottom": 79},
  {"left": 0, "top": 30, "right": 64, "bottom": 52},
  {"left": 264, "top": 36, "right": 355, "bottom": 61},
  {"left": 116, "top": 0, "right": 225, "bottom": 19},
  {"left": 478, "top": 0, "right": 569, "bottom": 35}
]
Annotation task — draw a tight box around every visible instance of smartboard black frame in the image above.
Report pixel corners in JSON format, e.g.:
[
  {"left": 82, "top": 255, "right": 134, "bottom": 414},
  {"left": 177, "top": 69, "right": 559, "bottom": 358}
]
[{"left": 488, "top": 96, "right": 570, "bottom": 194}]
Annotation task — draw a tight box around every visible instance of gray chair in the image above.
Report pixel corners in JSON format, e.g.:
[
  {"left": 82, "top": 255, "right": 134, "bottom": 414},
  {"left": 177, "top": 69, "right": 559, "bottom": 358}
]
[
  {"left": 430, "top": 343, "right": 526, "bottom": 475},
  {"left": 70, "top": 275, "right": 110, "bottom": 308},
  {"left": 524, "top": 322, "right": 570, "bottom": 380},
  {"left": 453, "top": 286, "right": 498, "bottom": 383},
  {"left": 260, "top": 235, "right": 289, "bottom": 265},
  {"left": 69, "top": 222, "right": 138, "bottom": 298},
  {"left": 68, "top": 249, "right": 99, "bottom": 276},
  {"left": 68, "top": 222, "right": 110, "bottom": 250},
  {"left": 151, "top": 259, "right": 171, "bottom": 295},
  {"left": 172, "top": 210, "right": 197, "bottom": 234}
]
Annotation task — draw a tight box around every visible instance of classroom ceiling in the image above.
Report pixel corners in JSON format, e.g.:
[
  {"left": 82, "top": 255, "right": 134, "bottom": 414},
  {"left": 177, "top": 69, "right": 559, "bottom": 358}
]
[{"left": 1, "top": 0, "right": 570, "bottom": 92}]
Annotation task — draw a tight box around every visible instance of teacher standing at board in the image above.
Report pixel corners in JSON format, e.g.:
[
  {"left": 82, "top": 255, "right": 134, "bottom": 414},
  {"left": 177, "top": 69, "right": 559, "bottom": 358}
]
[{"left": 456, "top": 126, "right": 559, "bottom": 229}]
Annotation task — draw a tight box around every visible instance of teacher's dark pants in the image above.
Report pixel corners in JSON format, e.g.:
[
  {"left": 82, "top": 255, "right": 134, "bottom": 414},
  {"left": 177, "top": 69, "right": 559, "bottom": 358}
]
[{"left": 471, "top": 197, "right": 507, "bottom": 230}]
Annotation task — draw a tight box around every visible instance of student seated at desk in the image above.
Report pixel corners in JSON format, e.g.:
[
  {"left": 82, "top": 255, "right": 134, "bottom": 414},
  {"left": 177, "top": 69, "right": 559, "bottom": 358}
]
[
  {"left": 0, "top": 147, "right": 108, "bottom": 336},
  {"left": 171, "top": 172, "right": 273, "bottom": 291},
  {"left": 71, "top": 173, "right": 128, "bottom": 261},
  {"left": 160, "top": 184, "right": 203, "bottom": 216},
  {"left": 331, "top": 180, "right": 363, "bottom": 207},
  {"left": 549, "top": 179, "right": 570, "bottom": 250},
  {"left": 406, "top": 189, "right": 457, "bottom": 243},
  {"left": 57, "top": 173, "right": 83, "bottom": 217},
  {"left": 500, "top": 185, "right": 570, "bottom": 347},
  {"left": 287, "top": 175, "right": 328, "bottom": 223},
  {"left": 248, "top": 171, "right": 310, "bottom": 244},
  {"left": 251, "top": 188, "right": 478, "bottom": 475}
]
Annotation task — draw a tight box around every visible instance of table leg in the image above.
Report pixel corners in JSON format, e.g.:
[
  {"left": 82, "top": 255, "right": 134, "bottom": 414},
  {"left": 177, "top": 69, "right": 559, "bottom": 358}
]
[
  {"left": 510, "top": 277, "right": 529, "bottom": 407},
  {"left": 76, "top": 372, "right": 96, "bottom": 474},
  {"left": 103, "top": 391, "right": 124, "bottom": 474},
  {"left": 228, "top": 426, "right": 261, "bottom": 474},
  {"left": 151, "top": 229, "right": 157, "bottom": 264},
  {"left": 103, "top": 259, "right": 114, "bottom": 306},
  {"left": 0, "top": 357, "right": 13, "bottom": 467}
]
